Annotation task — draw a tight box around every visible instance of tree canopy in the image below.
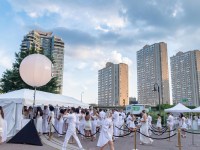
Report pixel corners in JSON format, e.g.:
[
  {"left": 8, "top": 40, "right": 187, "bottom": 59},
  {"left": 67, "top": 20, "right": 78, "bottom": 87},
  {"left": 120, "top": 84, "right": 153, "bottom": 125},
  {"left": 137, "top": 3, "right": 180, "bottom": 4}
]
[{"left": 0, "top": 48, "right": 60, "bottom": 94}]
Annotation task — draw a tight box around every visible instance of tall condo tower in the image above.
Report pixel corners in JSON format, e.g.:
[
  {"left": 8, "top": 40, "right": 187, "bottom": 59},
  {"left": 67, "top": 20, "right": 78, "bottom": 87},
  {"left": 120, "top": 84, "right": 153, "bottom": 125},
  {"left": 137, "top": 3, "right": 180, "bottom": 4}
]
[
  {"left": 170, "top": 50, "right": 200, "bottom": 106},
  {"left": 21, "top": 30, "right": 64, "bottom": 93},
  {"left": 98, "top": 62, "right": 129, "bottom": 106},
  {"left": 137, "top": 42, "right": 170, "bottom": 106}
]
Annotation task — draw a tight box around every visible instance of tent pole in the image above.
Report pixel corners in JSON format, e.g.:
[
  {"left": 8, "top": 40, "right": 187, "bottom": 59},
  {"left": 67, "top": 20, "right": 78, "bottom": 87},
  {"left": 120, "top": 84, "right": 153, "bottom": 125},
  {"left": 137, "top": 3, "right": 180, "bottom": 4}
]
[{"left": 33, "top": 87, "right": 37, "bottom": 119}]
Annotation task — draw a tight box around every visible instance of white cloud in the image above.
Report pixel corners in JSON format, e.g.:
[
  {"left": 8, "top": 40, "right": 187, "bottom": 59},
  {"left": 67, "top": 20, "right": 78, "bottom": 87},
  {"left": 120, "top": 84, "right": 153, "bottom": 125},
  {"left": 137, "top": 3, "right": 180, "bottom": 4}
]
[{"left": 0, "top": 50, "right": 12, "bottom": 69}]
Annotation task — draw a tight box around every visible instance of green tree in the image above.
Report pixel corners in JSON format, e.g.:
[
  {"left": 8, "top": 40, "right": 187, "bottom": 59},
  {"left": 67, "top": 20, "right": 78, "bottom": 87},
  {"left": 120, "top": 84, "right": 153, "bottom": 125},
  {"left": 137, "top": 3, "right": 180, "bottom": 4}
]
[{"left": 0, "top": 48, "right": 60, "bottom": 94}]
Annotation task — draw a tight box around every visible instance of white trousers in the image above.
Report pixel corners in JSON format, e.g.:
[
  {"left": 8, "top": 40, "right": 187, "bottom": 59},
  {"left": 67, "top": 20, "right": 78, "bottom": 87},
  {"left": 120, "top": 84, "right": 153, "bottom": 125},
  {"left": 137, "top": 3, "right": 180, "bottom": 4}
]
[
  {"left": 62, "top": 130, "right": 82, "bottom": 150},
  {"left": 42, "top": 119, "right": 48, "bottom": 133}
]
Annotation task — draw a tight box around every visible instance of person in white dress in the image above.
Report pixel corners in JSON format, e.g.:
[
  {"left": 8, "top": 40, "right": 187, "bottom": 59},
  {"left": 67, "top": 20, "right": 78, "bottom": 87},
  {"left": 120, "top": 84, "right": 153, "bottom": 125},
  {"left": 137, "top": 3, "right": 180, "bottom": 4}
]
[
  {"left": 36, "top": 107, "right": 43, "bottom": 135},
  {"left": 42, "top": 106, "right": 49, "bottom": 133},
  {"left": 197, "top": 116, "right": 200, "bottom": 130},
  {"left": 167, "top": 113, "right": 174, "bottom": 136},
  {"left": 97, "top": 111, "right": 114, "bottom": 150},
  {"left": 140, "top": 110, "right": 153, "bottom": 145},
  {"left": 180, "top": 113, "right": 187, "bottom": 138},
  {"left": 112, "top": 109, "right": 119, "bottom": 139},
  {"left": 84, "top": 111, "right": 92, "bottom": 140},
  {"left": 91, "top": 109, "right": 98, "bottom": 140},
  {"left": 156, "top": 114, "right": 162, "bottom": 133},
  {"left": 79, "top": 110, "right": 86, "bottom": 140},
  {"left": 61, "top": 107, "right": 83, "bottom": 150},
  {"left": 129, "top": 114, "right": 136, "bottom": 137},
  {"left": 147, "top": 113, "right": 152, "bottom": 135},
  {"left": 119, "top": 109, "right": 125, "bottom": 135},
  {"left": 118, "top": 113, "right": 124, "bottom": 136},
  {"left": 0, "top": 106, "right": 5, "bottom": 144},
  {"left": 126, "top": 113, "right": 132, "bottom": 128},
  {"left": 99, "top": 109, "right": 106, "bottom": 121},
  {"left": 193, "top": 115, "right": 198, "bottom": 130},
  {"left": 57, "top": 109, "right": 64, "bottom": 137},
  {"left": 48, "top": 105, "right": 55, "bottom": 137},
  {"left": 186, "top": 116, "right": 192, "bottom": 129}
]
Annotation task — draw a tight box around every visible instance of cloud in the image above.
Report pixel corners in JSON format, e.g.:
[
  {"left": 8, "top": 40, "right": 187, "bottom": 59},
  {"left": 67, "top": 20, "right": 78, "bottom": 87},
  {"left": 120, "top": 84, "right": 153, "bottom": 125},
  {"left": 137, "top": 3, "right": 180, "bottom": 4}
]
[
  {"left": 0, "top": 50, "right": 12, "bottom": 69},
  {"left": 5, "top": 0, "right": 200, "bottom": 103}
]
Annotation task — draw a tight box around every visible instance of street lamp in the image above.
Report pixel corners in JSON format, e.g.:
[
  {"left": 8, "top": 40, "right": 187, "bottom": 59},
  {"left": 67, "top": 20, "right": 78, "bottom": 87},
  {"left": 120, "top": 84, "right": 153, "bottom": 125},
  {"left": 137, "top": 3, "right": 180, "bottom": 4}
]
[
  {"left": 153, "top": 83, "right": 161, "bottom": 115},
  {"left": 81, "top": 92, "right": 84, "bottom": 102}
]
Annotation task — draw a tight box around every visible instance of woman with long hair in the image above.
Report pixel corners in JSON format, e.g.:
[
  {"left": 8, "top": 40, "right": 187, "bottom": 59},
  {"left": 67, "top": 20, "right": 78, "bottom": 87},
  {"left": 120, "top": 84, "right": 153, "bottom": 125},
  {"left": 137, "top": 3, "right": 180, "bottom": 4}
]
[
  {"left": 180, "top": 113, "right": 187, "bottom": 138},
  {"left": 57, "top": 109, "right": 64, "bottom": 137},
  {"left": 36, "top": 107, "right": 43, "bottom": 135},
  {"left": 139, "top": 110, "right": 153, "bottom": 145},
  {"left": 48, "top": 105, "right": 55, "bottom": 137},
  {"left": 0, "top": 106, "right": 5, "bottom": 144}
]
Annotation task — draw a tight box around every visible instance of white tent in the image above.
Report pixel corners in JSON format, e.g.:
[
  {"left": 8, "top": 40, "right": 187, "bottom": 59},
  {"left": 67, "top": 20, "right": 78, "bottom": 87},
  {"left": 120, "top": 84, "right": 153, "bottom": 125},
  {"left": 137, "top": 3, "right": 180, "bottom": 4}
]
[
  {"left": 164, "top": 103, "right": 191, "bottom": 113},
  {"left": 0, "top": 89, "right": 90, "bottom": 137},
  {"left": 191, "top": 106, "right": 200, "bottom": 112}
]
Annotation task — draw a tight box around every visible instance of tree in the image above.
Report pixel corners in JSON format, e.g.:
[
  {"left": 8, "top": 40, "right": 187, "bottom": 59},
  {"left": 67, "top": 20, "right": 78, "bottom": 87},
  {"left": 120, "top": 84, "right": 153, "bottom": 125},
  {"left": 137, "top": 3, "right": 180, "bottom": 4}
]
[{"left": 0, "top": 48, "right": 60, "bottom": 94}]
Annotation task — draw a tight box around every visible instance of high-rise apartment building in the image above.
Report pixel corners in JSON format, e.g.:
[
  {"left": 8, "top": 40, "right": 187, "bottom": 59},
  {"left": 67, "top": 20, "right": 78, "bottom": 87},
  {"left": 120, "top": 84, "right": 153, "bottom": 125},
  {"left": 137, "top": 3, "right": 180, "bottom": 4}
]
[
  {"left": 137, "top": 42, "right": 170, "bottom": 106},
  {"left": 170, "top": 50, "right": 200, "bottom": 106},
  {"left": 98, "top": 62, "right": 129, "bottom": 106},
  {"left": 21, "top": 30, "right": 64, "bottom": 93}
]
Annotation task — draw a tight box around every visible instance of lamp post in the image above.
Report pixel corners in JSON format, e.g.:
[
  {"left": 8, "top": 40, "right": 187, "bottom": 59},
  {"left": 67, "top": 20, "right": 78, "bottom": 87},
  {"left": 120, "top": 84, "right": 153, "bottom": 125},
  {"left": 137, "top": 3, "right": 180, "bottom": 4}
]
[
  {"left": 81, "top": 92, "right": 84, "bottom": 102},
  {"left": 153, "top": 83, "right": 161, "bottom": 115}
]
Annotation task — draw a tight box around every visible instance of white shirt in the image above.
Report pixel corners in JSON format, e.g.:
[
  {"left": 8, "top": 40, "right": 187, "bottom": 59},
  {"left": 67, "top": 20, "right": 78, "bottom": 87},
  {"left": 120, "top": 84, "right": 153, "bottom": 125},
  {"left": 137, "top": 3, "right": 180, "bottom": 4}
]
[
  {"left": 99, "top": 111, "right": 106, "bottom": 120},
  {"left": 119, "top": 112, "right": 126, "bottom": 120},
  {"left": 167, "top": 115, "right": 174, "bottom": 126},
  {"left": 66, "top": 113, "right": 76, "bottom": 131},
  {"left": 113, "top": 111, "right": 119, "bottom": 124},
  {"left": 43, "top": 109, "right": 49, "bottom": 120}
]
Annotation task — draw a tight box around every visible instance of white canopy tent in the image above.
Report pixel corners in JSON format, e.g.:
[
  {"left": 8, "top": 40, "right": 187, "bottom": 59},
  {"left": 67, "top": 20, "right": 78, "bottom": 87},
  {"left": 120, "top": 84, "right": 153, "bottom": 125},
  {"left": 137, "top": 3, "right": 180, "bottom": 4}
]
[
  {"left": 191, "top": 106, "right": 200, "bottom": 112},
  {"left": 164, "top": 103, "right": 191, "bottom": 113},
  {"left": 0, "top": 89, "right": 90, "bottom": 137}
]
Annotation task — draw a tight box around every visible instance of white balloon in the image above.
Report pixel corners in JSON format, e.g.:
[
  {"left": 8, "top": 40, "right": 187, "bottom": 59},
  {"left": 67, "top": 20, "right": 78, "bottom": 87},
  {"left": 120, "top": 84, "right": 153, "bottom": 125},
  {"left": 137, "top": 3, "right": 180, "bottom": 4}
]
[{"left": 19, "top": 54, "right": 52, "bottom": 87}]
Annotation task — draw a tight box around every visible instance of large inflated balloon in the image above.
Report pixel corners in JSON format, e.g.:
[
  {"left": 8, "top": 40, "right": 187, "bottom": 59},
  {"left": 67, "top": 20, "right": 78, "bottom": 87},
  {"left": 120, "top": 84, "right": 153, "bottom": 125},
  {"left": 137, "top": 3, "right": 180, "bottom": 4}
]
[{"left": 19, "top": 54, "right": 52, "bottom": 87}]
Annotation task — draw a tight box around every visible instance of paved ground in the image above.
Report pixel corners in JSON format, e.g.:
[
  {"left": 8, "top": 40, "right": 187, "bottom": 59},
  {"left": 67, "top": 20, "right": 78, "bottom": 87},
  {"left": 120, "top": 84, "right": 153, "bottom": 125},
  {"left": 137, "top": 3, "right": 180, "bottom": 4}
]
[{"left": 1, "top": 130, "right": 200, "bottom": 150}]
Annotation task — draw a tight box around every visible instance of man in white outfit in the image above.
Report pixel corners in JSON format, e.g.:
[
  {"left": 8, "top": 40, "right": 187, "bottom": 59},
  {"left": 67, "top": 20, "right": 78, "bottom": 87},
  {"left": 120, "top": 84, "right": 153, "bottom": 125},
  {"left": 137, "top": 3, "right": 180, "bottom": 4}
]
[
  {"left": 99, "top": 109, "right": 106, "bottom": 121},
  {"left": 113, "top": 109, "right": 119, "bottom": 139},
  {"left": 61, "top": 107, "right": 83, "bottom": 150},
  {"left": 167, "top": 113, "right": 174, "bottom": 136}
]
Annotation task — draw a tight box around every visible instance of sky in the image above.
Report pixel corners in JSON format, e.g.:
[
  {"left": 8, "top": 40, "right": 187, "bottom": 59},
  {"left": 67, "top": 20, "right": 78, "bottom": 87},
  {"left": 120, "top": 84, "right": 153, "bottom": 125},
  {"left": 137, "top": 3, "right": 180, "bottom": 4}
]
[{"left": 1, "top": 0, "right": 200, "bottom": 104}]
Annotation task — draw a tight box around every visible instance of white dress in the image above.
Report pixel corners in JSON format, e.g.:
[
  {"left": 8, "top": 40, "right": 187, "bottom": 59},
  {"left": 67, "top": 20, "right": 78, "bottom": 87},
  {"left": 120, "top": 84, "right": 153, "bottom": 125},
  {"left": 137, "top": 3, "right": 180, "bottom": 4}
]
[
  {"left": 156, "top": 117, "right": 162, "bottom": 128},
  {"left": 140, "top": 117, "right": 153, "bottom": 144},
  {"left": 181, "top": 117, "right": 187, "bottom": 130},
  {"left": 79, "top": 114, "right": 85, "bottom": 137},
  {"left": 42, "top": 109, "right": 49, "bottom": 133},
  {"left": 197, "top": 118, "right": 200, "bottom": 126},
  {"left": 48, "top": 111, "right": 55, "bottom": 132},
  {"left": 36, "top": 112, "right": 43, "bottom": 133},
  {"left": 130, "top": 120, "right": 136, "bottom": 128},
  {"left": 192, "top": 116, "right": 198, "bottom": 130},
  {"left": 97, "top": 118, "right": 113, "bottom": 147},
  {"left": 58, "top": 114, "right": 64, "bottom": 136}
]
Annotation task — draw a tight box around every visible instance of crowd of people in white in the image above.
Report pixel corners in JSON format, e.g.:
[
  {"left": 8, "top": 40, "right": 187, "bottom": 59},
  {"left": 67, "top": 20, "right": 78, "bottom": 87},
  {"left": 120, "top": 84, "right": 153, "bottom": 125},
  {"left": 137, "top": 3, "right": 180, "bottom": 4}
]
[{"left": 1, "top": 105, "right": 200, "bottom": 149}]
